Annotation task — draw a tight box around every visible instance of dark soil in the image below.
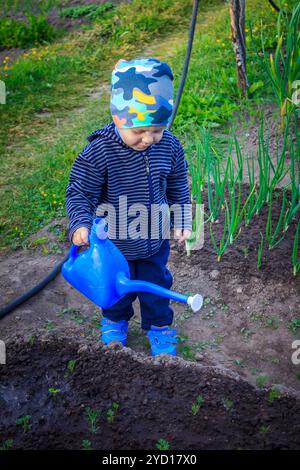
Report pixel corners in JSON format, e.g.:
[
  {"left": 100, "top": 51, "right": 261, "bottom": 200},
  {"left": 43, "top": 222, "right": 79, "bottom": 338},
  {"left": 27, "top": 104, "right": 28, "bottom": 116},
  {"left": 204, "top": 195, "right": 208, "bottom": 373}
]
[{"left": 0, "top": 336, "right": 299, "bottom": 450}]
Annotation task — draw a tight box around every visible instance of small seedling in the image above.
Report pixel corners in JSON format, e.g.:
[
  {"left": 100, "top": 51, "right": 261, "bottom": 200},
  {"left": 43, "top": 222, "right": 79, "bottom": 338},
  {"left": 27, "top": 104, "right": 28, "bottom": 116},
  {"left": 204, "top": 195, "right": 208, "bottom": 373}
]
[
  {"left": 259, "top": 425, "right": 270, "bottom": 434},
  {"left": 85, "top": 407, "right": 101, "bottom": 434},
  {"left": 48, "top": 387, "right": 61, "bottom": 396},
  {"left": 178, "top": 344, "right": 195, "bottom": 361},
  {"left": 289, "top": 319, "right": 300, "bottom": 336},
  {"left": 45, "top": 321, "right": 57, "bottom": 332},
  {"left": 223, "top": 398, "right": 234, "bottom": 412},
  {"left": 256, "top": 375, "right": 269, "bottom": 388},
  {"left": 106, "top": 402, "right": 119, "bottom": 424},
  {"left": 155, "top": 438, "right": 170, "bottom": 450},
  {"left": 240, "top": 327, "right": 253, "bottom": 341},
  {"left": 27, "top": 335, "right": 36, "bottom": 346},
  {"left": 191, "top": 395, "right": 205, "bottom": 415},
  {"left": 16, "top": 415, "right": 31, "bottom": 432},
  {"left": 67, "top": 359, "right": 77, "bottom": 374},
  {"left": 268, "top": 387, "right": 281, "bottom": 403},
  {"left": 233, "top": 359, "right": 243, "bottom": 366},
  {"left": 271, "top": 357, "right": 280, "bottom": 365},
  {"left": 82, "top": 439, "right": 93, "bottom": 450},
  {"left": 0, "top": 439, "right": 13, "bottom": 451}
]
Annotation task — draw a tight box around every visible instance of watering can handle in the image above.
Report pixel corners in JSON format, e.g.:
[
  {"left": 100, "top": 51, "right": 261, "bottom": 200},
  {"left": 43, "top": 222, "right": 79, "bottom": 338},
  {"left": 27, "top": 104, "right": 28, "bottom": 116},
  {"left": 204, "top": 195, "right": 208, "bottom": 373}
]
[{"left": 69, "top": 243, "right": 78, "bottom": 261}]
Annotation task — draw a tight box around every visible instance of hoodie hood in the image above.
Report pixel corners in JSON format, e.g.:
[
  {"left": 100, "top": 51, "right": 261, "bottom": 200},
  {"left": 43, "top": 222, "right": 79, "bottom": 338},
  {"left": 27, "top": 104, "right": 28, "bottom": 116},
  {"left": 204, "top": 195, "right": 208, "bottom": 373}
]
[{"left": 86, "top": 122, "right": 128, "bottom": 148}]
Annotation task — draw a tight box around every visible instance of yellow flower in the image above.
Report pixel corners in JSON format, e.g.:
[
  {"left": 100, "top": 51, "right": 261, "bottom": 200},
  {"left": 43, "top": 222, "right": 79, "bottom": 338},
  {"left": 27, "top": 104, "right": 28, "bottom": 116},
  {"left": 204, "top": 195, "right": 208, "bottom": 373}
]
[
  {"left": 53, "top": 201, "right": 57, "bottom": 205},
  {"left": 4, "top": 65, "right": 9, "bottom": 70},
  {"left": 216, "top": 39, "right": 221, "bottom": 43},
  {"left": 5, "top": 56, "right": 9, "bottom": 60}
]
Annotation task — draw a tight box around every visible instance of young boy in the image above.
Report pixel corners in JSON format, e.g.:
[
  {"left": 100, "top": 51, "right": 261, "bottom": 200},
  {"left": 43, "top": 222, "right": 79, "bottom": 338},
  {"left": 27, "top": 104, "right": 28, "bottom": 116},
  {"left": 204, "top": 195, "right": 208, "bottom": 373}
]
[{"left": 66, "top": 58, "right": 192, "bottom": 356}]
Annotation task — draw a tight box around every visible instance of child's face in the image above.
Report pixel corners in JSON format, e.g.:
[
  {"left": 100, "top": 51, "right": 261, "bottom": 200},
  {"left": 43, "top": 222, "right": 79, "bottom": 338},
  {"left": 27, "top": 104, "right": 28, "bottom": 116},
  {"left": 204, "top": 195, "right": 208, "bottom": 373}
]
[{"left": 118, "top": 126, "right": 166, "bottom": 151}]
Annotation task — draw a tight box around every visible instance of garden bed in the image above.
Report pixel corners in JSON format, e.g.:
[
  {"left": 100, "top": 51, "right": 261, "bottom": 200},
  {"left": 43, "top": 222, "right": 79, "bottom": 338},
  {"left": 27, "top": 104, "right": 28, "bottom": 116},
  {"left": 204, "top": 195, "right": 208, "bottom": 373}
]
[{"left": 0, "top": 336, "right": 299, "bottom": 450}]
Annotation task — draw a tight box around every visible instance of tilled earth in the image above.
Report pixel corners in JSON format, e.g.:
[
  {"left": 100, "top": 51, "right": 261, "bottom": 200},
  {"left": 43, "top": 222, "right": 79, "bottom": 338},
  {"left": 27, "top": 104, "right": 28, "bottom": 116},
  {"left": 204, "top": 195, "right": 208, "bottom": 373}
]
[{"left": 0, "top": 336, "right": 299, "bottom": 450}]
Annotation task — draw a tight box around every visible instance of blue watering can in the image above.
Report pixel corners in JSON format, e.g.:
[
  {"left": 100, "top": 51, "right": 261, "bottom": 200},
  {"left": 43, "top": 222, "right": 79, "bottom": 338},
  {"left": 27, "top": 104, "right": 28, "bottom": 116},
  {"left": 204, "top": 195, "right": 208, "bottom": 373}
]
[{"left": 62, "top": 217, "right": 203, "bottom": 312}]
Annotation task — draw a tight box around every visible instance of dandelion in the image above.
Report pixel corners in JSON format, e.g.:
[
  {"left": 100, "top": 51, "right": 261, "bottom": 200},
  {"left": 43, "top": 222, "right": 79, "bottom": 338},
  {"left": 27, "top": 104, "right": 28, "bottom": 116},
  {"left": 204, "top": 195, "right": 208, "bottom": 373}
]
[
  {"left": 5, "top": 56, "right": 9, "bottom": 60},
  {"left": 4, "top": 66, "right": 9, "bottom": 71},
  {"left": 53, "top": 201, "right": 57, "bottom": 205}
]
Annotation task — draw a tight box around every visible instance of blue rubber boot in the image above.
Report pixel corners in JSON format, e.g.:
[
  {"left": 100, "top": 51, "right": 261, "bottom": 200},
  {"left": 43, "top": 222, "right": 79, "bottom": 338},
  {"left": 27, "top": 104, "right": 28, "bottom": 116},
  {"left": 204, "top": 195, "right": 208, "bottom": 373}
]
[
  {"left": 147, "top": 326, "right": 178, "bottom": 356},
  {"left": 100, "top": 318, "right": 128, "bottom": 346}
]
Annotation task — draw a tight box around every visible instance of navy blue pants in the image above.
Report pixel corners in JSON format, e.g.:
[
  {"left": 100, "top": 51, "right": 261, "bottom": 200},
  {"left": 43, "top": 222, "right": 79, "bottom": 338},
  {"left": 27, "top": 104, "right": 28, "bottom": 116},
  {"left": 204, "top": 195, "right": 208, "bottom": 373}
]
[{"left": 102, "top": 239, "right": 173, "bottom": 330}]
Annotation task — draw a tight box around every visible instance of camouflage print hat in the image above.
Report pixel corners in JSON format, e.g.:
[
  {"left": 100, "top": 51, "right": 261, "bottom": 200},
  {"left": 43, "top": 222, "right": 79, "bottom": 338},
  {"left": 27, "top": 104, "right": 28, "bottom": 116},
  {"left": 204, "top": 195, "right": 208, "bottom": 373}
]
[{"left": 110, "top": 57, "right": 174, "bottom": 129}]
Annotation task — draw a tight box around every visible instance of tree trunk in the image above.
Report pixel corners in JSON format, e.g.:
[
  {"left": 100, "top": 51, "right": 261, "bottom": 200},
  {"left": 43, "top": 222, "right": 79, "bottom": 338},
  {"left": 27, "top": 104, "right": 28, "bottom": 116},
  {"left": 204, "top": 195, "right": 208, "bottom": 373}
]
[{"left": 229, "top": 0, "right": 249, "bottom": 96}]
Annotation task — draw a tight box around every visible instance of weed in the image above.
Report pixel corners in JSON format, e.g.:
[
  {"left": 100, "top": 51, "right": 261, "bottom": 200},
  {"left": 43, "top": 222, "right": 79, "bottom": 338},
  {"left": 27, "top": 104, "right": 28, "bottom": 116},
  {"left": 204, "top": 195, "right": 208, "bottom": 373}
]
[
  {"left": 270, "top": 357, "right": 280, "bottom": 365},
  {"left": 27, "top": 335, "right": 36, "bottom": 346},
  {"left": 45, "top": 320, "right": 57, "bottom": 332},
  {"left": 16, "top": 415, "right": 31, "bottom": 432},
  {"left": 191, "top": 395, "right": 205, "bottom": 415},
  {"left": 85, "top": 407, "right": 101, "bottom": 434},
  {"left": 240, "top": 327, "right": 253, "bottom": 341},
  {"left": 67, "top": 359, "right": 77, "bottom": 374},
  {"left": 268, "top": 387, "right": 281, "bottom": 403},
  {"left": 223, "top": 398, "right": 234, "bottom": 412},
  {"left": 0, "top": 439, "right": 13, "bottom": 451},
  {"left": 48, "top": 387, "right": 61, "bottom": 396},
  {"left": 232, "top": 359, "right": 244, "bottom": 366},
  {"left": 259, "top": 425, "right": 270, "bottom": 434},
  {"left": 82, "top": 439, "right": 93, "bottom": 450},
  {"left": 256, "top": 375, "right": 270, "bottom": 388},
  {"left": 289, "top": 319, "right": 300, "bottom": 336},
  {"left": 106, "top": 402, "right": 119, "bottom": 424},
  {"left": 178, "top": 344, "right": 195, "bottom": 361},
  {"left": 155, "top": 439, "right": 170, "bottom": 451}
]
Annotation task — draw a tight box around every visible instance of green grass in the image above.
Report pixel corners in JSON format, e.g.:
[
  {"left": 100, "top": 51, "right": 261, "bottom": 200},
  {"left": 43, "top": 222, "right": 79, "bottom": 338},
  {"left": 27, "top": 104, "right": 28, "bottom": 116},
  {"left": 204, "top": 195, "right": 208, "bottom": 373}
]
[{"left": 0, "top": 0, "right": 297, "bottom": 251}]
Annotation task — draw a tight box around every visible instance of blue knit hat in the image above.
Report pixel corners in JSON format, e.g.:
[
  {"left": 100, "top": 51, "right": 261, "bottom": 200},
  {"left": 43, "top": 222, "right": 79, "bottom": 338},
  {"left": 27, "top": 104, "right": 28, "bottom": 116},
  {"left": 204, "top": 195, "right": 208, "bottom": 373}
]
[{"left": 110, "top": 57, "right": 174, "bottom": 128}]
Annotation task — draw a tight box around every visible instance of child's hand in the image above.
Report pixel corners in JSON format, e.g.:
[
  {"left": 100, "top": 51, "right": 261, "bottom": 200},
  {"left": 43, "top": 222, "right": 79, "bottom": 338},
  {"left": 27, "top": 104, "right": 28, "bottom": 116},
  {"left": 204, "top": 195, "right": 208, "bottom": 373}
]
[
  {"left": 72, "top": 227, "right": 90, "bottom": 246},
  {"left": 174, "top": 228, "right": 192, "bottom": 244}
]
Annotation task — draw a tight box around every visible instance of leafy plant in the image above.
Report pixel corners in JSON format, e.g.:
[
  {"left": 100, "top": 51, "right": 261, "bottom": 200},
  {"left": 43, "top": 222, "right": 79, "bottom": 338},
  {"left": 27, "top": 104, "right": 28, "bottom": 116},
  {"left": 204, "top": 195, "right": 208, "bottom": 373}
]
[
  {"left": 155, "top": 438, "right": 170, "bottom": 450},
  {"left": 106, "top": 402, "right": 119, "bottom": 424},
  {"left": 259, "top": 424, "right": 270, "bottom": 433},
  {"left": 191, "top": 395, "right": 205, "bottom": 415},
  {"left": 67, "top": 359, "right": 77, "bottom": 374},
  {"left": 48, "top": 387, "right": 61, "bottom": 396},
  {"left": 0, "top": 439, "right": 13, "bottom": 451},
  {"left": 60, "top": 2, "right": 114, "bottom": 20},
  {"left": 85, "top": 407, "right": 101, "bottom": 434},
  {"left": 16, "top": 415, "right": 31, "bottom": 432},
  {"left": 82, "top": 439, "right": 93, "bottom": 450},
  {"left": 289, "top": 318, "right": 300, "bottom": 335},
  {"left": 255, "top": 4, "right": 300, "bottom": 128},
  {"left": 256, "top": 375, "right": 269, "bottom": 388},
  {"left": 223, "top": 398, "right": 234, "bottom": 411},
  {"left": 0, "top": 14, "right": 57, "bottom": 48},
  {"left": 268, "top": 387, "right": 281, "bottom": 403}
]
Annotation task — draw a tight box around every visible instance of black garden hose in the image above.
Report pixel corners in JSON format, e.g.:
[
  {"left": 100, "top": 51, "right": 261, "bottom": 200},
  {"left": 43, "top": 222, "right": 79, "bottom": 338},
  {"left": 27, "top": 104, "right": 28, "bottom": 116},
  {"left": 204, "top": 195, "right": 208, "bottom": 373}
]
[{"left": 0, "top": 1, "right": 201, "bottom": 320}]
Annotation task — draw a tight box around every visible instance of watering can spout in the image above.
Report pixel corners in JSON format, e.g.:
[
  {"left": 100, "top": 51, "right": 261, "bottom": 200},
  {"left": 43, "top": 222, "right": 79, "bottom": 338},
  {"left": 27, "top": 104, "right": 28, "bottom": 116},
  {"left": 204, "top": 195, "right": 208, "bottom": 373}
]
[
  {"left": 116, "top": 271, "right": 203, "bottom": 312},
  {"left": 61, "top": 217, "right": 203, "bottom": 312}
]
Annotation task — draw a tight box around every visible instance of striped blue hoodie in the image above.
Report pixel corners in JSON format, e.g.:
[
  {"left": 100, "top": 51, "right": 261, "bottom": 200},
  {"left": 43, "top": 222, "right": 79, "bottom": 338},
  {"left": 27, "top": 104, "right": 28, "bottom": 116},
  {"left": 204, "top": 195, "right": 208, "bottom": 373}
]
[{"left": 66, "top": 122, "right": 192, "bottom": 260}]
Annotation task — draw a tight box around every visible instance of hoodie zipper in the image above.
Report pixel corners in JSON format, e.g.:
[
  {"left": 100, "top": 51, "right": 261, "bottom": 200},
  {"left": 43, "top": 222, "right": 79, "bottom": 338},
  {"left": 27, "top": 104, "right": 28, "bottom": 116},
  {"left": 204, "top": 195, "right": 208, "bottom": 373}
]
[{"left": 143, "top": 152, "right": 154, "bottom": 254}]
